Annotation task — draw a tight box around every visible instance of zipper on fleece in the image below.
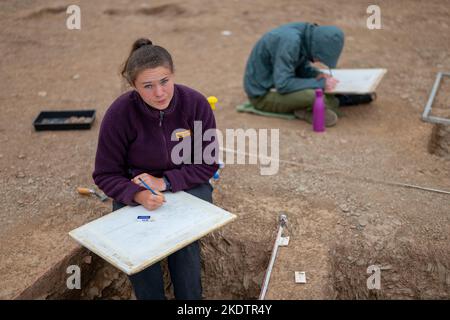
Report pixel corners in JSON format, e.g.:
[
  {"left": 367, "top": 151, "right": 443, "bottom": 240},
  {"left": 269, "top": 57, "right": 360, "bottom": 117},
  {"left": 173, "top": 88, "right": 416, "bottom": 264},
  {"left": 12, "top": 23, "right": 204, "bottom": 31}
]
[
  {"left": 158, "top": 111, "right": 172, "bottom": 168},
  {"left": 159, "top": 111, "right": 164, "bottom": 127}
]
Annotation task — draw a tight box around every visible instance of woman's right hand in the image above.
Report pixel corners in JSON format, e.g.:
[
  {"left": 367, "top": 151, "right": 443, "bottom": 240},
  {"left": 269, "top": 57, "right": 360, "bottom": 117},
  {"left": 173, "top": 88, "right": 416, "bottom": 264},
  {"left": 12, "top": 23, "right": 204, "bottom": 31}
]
[
  {"left": 133, "top": 190, "right": 166, "bottom": 211},
  {"left": 325, "top": 77, "right": 339, "bottom": 92}
]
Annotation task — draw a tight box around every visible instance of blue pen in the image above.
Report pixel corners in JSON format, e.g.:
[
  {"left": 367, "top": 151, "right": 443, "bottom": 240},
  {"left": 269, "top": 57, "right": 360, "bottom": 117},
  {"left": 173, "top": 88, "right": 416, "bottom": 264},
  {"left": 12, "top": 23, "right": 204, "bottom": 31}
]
[{"left": 138, "top": 177, "right": 158, "bottom": 195}]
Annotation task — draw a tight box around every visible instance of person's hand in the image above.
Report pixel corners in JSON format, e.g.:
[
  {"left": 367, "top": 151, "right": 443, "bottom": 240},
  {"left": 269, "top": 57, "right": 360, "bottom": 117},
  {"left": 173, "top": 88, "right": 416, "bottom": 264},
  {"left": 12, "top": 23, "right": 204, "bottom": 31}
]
[
  {"left": 133, "top": 190, "right": 166, "bottom": 211},
  {"left": 325, "top": 77, "right": 339, "bottom": 92},
  {"left": 131, "top": 173, "right": 166, "bottom": 191}
]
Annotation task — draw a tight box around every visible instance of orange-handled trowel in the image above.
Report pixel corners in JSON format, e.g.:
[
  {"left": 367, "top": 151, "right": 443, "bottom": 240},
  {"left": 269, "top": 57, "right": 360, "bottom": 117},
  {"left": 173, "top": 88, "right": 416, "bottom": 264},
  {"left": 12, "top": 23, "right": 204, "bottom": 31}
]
[{"left": 77, "top": 187, "right": 108, "bottom": 201}]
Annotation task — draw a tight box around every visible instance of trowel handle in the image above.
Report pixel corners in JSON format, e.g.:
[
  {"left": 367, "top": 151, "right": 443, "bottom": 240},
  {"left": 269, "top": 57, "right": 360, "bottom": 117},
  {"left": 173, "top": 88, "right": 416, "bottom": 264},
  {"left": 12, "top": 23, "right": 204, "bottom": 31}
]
[{"left": 77, "top": 187, "right": 93, "bottom": 195}]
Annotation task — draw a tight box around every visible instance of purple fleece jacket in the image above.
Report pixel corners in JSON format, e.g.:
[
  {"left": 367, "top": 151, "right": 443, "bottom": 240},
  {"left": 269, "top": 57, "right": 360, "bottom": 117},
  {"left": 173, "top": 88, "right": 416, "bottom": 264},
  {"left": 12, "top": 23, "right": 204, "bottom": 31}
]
[{"left": 92, "top": 84, "right": 219, "bottom": 205}]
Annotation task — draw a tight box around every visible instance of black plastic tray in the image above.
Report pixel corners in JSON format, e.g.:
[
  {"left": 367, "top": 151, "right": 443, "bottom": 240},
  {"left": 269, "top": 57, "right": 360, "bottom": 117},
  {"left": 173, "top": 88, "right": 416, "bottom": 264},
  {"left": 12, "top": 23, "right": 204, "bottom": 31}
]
[{"left": 33, "top": 110, "right": 96, "bottom": 131}]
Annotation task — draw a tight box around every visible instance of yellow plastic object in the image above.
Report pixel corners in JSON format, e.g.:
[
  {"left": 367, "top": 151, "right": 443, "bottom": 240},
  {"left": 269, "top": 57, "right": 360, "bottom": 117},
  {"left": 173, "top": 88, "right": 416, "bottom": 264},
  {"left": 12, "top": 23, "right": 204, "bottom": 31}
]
[{"left": 207, "top": 96, "right": 218, "bottom": 110}]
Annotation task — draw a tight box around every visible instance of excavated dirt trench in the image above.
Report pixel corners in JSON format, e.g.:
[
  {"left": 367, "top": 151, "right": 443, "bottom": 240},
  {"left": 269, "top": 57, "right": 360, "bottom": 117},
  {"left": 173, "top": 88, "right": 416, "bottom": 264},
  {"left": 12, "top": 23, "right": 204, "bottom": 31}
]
[
  {"left": 331, "top": 241, "right": 450, "bottom": 299},
  {"left": 16, "top": 231, "right": 271, "bottom": 300},
  {"left": 428, "top": 76, "right": 450, "bottom": 160},
  {"left": 429, "top": 124, "right": 450, "bottom": 160}
]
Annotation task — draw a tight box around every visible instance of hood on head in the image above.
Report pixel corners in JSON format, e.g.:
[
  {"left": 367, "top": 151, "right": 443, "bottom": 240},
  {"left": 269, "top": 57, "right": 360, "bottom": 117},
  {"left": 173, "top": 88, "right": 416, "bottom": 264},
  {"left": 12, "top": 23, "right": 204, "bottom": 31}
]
[{"left": 310, "top": 26, "right": 345, "bottom": 68}]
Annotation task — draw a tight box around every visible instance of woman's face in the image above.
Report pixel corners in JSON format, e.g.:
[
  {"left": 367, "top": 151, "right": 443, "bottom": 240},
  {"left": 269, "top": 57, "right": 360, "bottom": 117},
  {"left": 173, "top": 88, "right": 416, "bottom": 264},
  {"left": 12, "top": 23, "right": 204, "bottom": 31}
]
[{"left": 134, "top": 66, "right": 174, "bottom": 110}]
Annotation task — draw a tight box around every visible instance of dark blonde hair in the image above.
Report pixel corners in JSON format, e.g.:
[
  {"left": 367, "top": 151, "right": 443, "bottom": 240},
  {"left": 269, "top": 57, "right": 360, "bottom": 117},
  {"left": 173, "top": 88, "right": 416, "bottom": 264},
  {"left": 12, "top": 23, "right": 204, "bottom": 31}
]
[{"left": 121, "top": 38, "right": 174, "bottom": 86}]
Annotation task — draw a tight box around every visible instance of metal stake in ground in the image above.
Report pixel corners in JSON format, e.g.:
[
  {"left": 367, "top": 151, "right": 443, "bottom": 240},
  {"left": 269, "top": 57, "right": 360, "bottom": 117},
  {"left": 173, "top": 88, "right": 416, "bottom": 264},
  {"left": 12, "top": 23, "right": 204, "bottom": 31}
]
[
  {"left": 259, "top": 213, "right": 288, "bottom": 300},
  {"left": 422, "top": 71, "right": 450, "bottom": 125}
]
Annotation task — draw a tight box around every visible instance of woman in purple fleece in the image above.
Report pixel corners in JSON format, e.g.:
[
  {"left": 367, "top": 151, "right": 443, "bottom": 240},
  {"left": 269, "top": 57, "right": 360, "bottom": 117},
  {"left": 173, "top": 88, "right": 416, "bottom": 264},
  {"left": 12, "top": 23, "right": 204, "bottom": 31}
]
[{"left": 92, "top": 38, "right": 219, "bottom": 300}]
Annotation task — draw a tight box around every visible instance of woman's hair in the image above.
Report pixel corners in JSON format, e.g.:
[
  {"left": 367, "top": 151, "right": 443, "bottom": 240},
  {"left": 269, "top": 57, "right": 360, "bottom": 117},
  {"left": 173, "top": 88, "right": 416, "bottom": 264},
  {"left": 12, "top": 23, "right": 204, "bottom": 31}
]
[{"left": 121, "top": 38, "right": 174, "bottom": 86}]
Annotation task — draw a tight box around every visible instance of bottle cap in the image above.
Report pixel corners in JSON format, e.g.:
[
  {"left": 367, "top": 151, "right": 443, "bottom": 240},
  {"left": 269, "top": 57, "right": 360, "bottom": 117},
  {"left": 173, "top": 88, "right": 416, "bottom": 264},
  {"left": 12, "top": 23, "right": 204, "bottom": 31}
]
[{"left": 315, "top": 88, "right": 323, "bottom": 97}]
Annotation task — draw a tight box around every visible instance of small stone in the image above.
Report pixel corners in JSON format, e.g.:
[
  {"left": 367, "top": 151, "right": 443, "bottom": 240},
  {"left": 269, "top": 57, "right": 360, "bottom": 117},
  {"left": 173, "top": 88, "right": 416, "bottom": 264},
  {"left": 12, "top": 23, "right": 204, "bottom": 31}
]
[
  {"left": 88, "top": 287, "right": 100, "bottom": 298},
  {"left": 102, "top": 279, "right": 112, "bottom": 288},
  {"left": 16, "top": 172, "right": 25, "bottom": 178},
  {"left": 72, "top": 74, "right": 80, "bottom": 80},
  {"left": 0, "top": 154, "right": 3, "bottom": 158},
  {"left": 83, "top": 255, "right": 92, "bottom": 264},
  {"left": 356, "top": 259, "right": 365, "bottom": 266},
  {"left": 221, "top": 30, "right": 232, "bottom": 36},
  {"left": 27, "top": 178, "right": 34, "bottom": 184},
  {"left": 38, "top": 91, "right": 47, "bottom": 97},
  {"left": 380, "top": 264, "right": 393, "bottom": 270},
  {"left": 18, "top": 154, "right": 26, "bottom": 159},
  {"left": 400, "top": 94, "right": 409, "bottom": 100},
  {"left": 300, "top": 130, "right": 307, "bottom": 138},
  {"left": 358, "top": 217, "right": 369, "bottom": 227},
  {"left": 340, "top": 139, "right": 348, "bottom": 144},
  {"left": 339, "top": 204, "right": 350, "bottom": 213},
  {"left": 391, "top": 274, "right": 401, "bottom": 282},
  {"left": 29, "top": 258, "right": 39, "bottom": 267}
]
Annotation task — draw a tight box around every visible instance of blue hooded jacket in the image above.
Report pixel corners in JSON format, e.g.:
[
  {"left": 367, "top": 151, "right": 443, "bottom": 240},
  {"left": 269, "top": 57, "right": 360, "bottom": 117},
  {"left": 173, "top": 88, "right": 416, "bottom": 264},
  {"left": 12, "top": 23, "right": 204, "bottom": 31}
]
[{"left": 243, "top": 23, "right": 345, "bottom": 98}]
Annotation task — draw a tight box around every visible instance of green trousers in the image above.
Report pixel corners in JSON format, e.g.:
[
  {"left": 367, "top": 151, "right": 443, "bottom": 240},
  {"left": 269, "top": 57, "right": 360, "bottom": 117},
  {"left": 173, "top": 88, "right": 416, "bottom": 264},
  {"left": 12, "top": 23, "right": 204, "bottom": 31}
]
[{"left": 249, "top": 89, "right": 339, "bottom": 114}]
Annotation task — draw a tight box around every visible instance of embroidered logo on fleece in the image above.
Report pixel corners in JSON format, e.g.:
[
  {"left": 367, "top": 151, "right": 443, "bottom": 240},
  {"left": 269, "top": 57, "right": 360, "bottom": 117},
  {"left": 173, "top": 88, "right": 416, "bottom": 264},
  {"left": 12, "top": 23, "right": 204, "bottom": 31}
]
[{"left": 175, "top": 130, "right": 191, "bottom": 139}]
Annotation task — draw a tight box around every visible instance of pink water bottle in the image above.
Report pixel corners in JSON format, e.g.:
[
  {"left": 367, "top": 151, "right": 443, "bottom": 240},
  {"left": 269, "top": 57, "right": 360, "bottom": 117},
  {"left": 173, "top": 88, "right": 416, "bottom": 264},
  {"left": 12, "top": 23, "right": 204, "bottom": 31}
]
[{"left": 313, "top": 88, "right": 325, "bottom": 132}]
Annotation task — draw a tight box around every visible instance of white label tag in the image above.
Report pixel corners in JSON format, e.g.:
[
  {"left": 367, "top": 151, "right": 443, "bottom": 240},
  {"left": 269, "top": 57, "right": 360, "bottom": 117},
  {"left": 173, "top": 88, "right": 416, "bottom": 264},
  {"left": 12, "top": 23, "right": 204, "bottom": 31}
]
[
  {"left": 295, "top": 271, "right": 306, "bottom": 284},
  {"left": 279, "top": 236, "right": 290, "bottom": 246}
]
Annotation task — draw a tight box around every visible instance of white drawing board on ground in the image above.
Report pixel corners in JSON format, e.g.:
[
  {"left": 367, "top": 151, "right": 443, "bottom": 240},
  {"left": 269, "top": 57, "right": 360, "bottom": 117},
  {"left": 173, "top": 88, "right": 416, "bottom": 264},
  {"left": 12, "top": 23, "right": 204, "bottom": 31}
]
[
  {"left": 69, "top": 191, "right": 237, "bottom": 275},
  {"left": 321, "top": 68, "right": 387, "bottom": 94}
]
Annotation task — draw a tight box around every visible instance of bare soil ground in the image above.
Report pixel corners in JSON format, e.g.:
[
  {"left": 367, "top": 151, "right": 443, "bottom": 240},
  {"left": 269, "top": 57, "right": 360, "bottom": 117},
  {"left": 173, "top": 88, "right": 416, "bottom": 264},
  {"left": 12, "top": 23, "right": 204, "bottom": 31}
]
[{"left": 0, "top": 0, "right": 449, "bottom": 299}]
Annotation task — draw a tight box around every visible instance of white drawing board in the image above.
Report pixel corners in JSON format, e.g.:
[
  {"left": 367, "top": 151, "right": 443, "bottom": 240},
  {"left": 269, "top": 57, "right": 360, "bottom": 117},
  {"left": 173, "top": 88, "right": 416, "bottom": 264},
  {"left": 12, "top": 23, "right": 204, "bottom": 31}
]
[
  {"left": 69, "top": 191, "right": 237, "bottom": 275},
  {"left": 321, "top": 68, "right": 387, "bottom": 94}
]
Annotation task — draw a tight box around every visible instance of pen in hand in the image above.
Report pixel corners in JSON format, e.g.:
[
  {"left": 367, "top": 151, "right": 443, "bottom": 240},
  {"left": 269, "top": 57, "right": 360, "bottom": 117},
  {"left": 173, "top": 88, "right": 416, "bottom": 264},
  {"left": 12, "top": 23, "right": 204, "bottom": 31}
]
[
  {"left": 138, "top": 177, "right": 158, "bottom": 195},
  {"left": 138, "top": 177, "right": 166, "bottom": 203},
  {"left": 136, "top": 177, "right": 166, "bottom": 209}
]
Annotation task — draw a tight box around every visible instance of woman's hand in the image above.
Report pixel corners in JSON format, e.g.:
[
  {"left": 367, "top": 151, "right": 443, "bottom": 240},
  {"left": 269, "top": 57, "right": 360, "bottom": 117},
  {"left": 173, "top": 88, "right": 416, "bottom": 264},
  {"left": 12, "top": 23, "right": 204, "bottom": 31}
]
[
  {"left": 132, "top": 173, "right": 166, "bottom": 191},
  {"left": 133, "top": 190, "right": 166, "bottom": 211},
  {"left": 324, "top": 77, "right": 339, "bottom": 92}
]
